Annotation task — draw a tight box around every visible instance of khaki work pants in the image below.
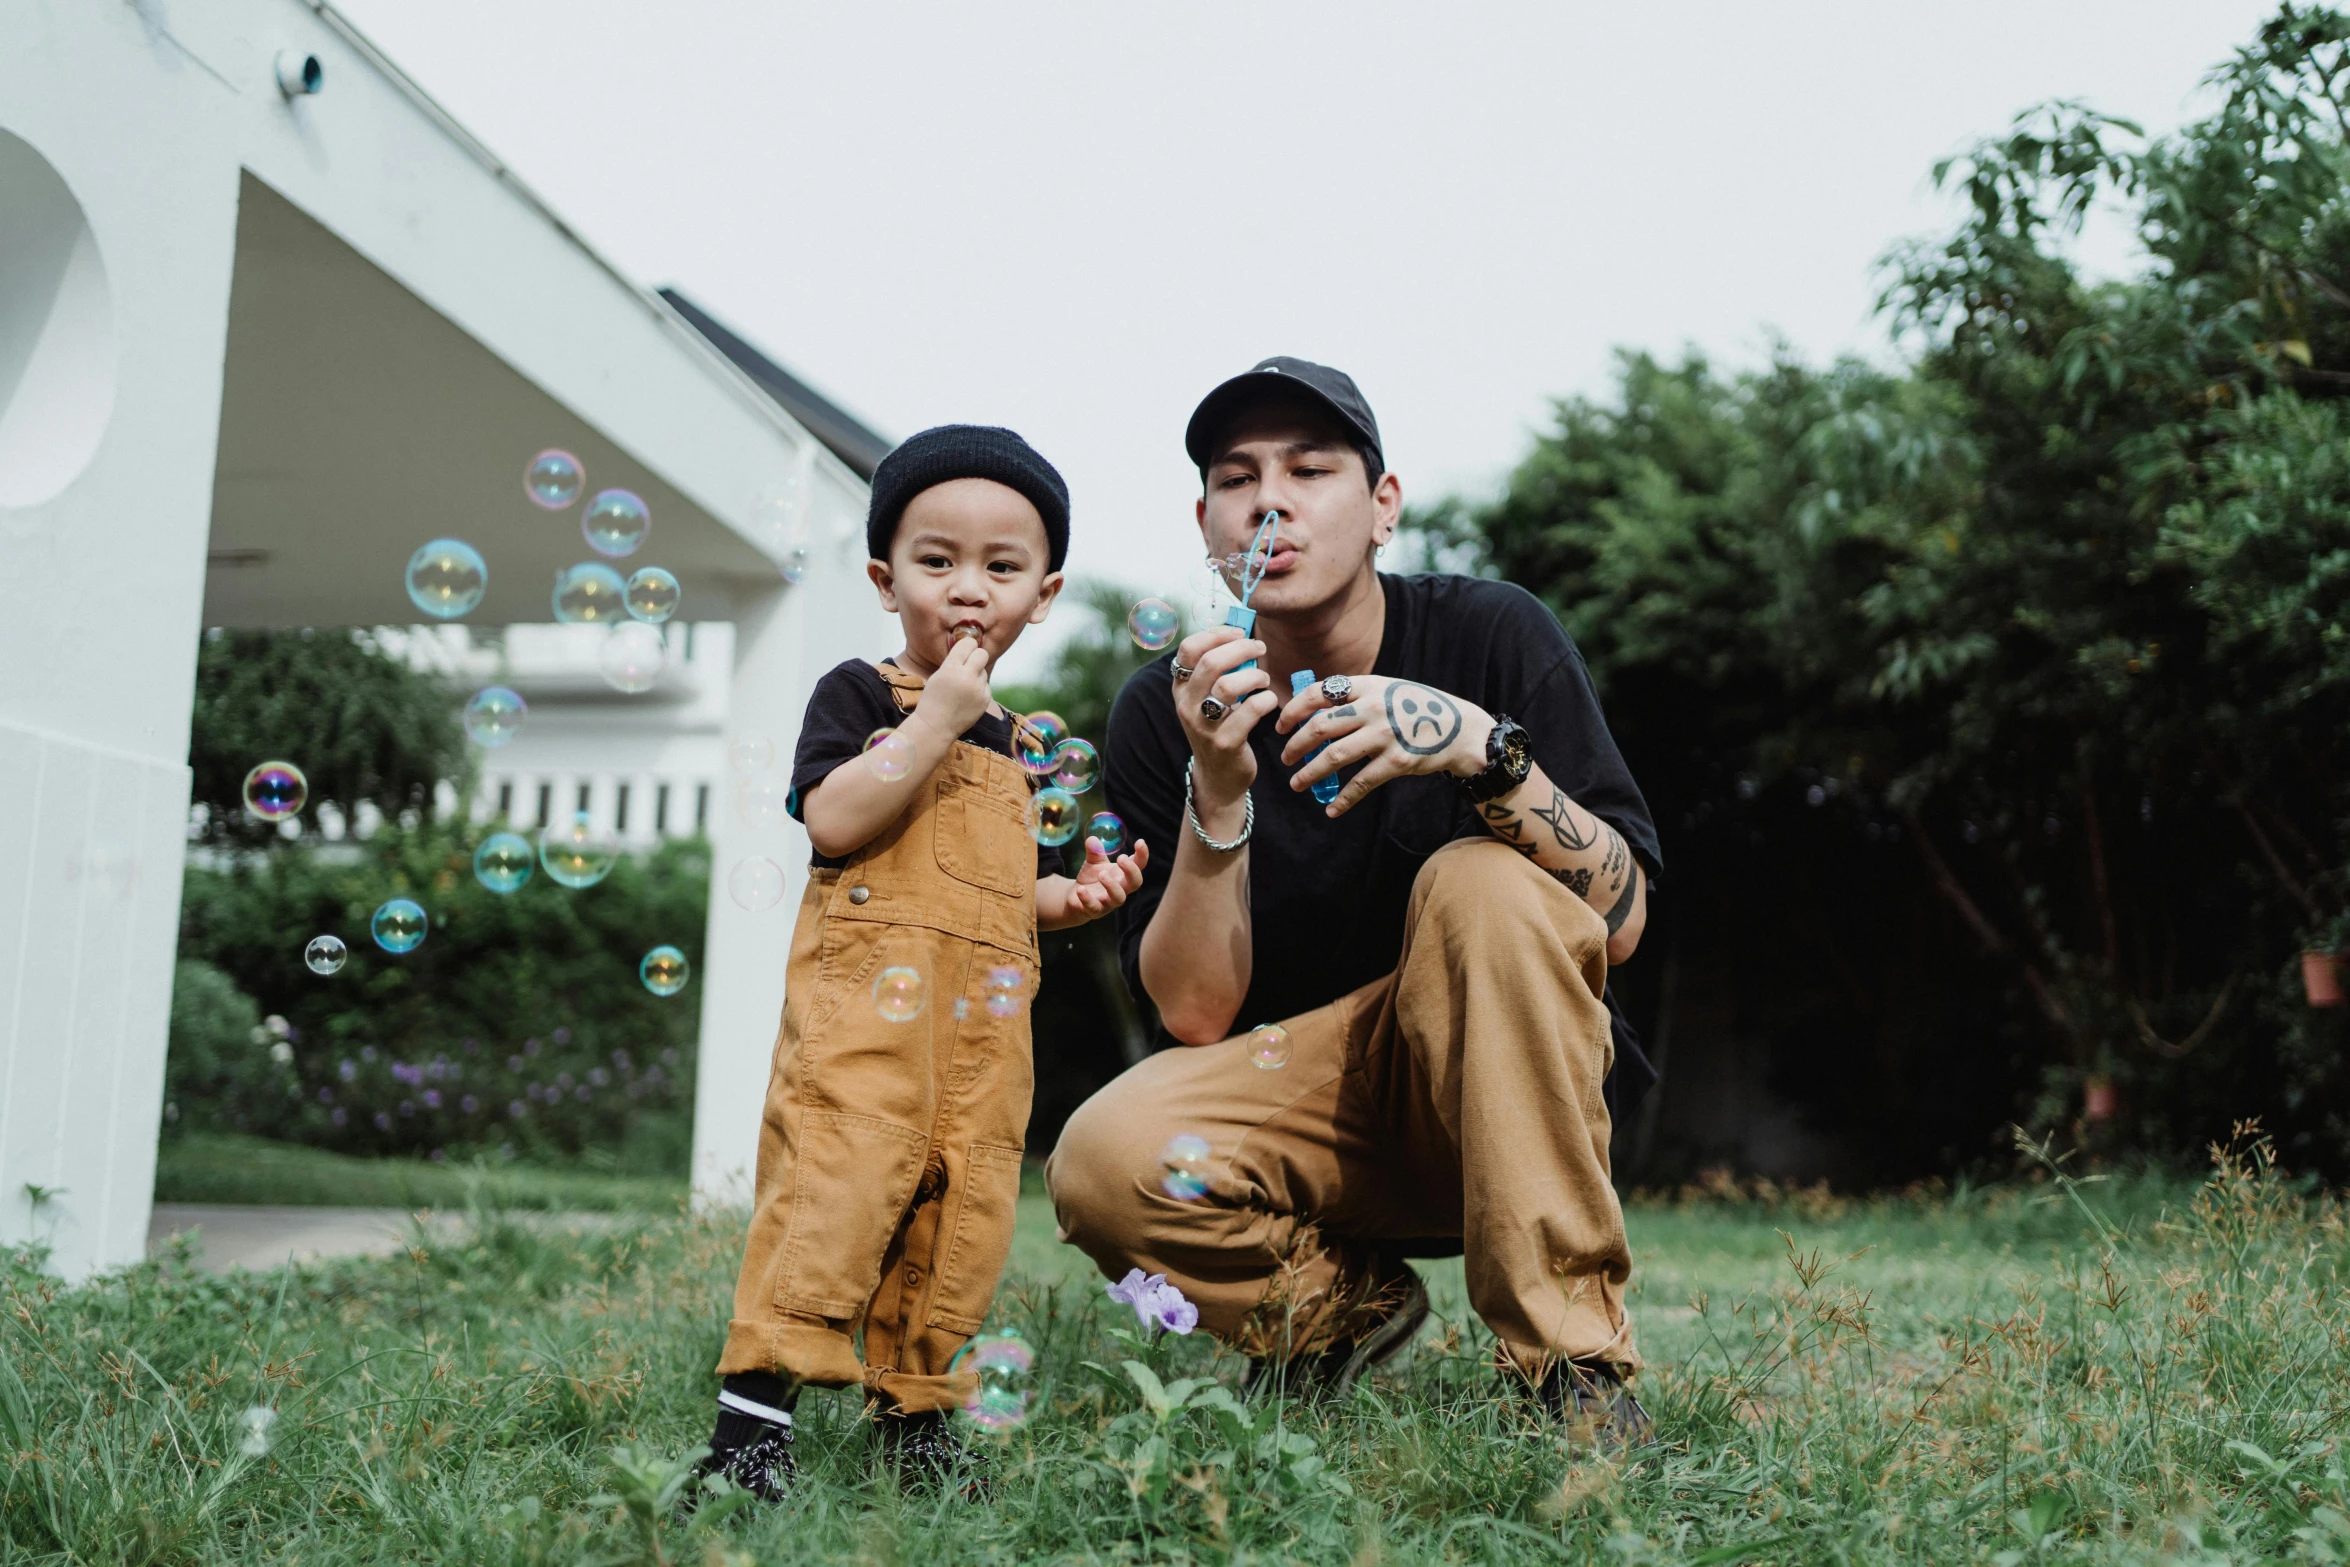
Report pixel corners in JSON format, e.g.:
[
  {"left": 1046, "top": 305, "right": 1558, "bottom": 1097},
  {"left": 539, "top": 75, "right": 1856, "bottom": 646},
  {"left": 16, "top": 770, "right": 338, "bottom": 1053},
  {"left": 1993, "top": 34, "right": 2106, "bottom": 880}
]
[
  {"left": 719, "top": 720, "right": 1039, "bottom": 1415},
  {"left": 1047, "top": 837, "right": 1637, "bottom": 1376}
]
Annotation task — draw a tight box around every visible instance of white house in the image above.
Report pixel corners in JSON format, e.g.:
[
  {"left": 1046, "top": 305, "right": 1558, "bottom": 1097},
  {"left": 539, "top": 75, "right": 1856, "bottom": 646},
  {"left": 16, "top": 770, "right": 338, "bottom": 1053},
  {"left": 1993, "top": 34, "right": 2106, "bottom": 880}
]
[{"left": 0, "top": 0, "right": 894, "bottom": 1278}]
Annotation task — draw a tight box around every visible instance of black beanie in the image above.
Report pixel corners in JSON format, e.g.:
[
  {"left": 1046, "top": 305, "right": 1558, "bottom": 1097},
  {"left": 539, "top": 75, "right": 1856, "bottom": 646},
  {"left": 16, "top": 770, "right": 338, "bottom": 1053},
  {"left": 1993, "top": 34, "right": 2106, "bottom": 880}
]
[{"left": 865, "top": 425, "right": 1070, "bottom": 571}]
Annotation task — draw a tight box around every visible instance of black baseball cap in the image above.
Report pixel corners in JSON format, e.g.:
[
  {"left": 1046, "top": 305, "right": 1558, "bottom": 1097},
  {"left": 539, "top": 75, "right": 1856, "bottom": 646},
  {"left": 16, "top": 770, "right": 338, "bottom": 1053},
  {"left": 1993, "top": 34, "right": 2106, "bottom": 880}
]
[{"left": 1184, "top": 356, "right": 1384, "bottom": 471}]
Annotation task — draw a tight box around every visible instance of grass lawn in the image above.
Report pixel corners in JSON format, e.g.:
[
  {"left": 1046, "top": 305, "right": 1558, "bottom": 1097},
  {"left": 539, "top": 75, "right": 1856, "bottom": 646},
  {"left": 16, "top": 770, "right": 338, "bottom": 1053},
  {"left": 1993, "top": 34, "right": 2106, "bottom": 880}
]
[
  {"left": 6, "top": 1142, "right": 2346, "bottom": 1564},
  {"left": 153, "top": 1134, "right": 687, "bottom": 1213}
]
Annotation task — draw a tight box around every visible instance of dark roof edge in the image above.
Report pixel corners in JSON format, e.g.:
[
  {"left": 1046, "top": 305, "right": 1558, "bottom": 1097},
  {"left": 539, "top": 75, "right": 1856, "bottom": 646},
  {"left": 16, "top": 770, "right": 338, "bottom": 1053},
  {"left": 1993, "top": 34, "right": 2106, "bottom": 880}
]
[{"left": 657, "top": 288, "right": 892, "bottom": 480}]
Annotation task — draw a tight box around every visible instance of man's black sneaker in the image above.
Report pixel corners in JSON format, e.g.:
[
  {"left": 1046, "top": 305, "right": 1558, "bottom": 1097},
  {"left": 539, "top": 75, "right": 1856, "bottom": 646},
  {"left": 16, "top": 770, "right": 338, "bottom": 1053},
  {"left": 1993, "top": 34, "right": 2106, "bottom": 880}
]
[
  {"left": 875, "top": 1409, "right": 989, "bottom": 1498},
  {"left": 1526, "top": 1357, "right": 1654, "bottom": 1451},
  {"left": 1245, "top": 1264, "right": 1430, "bottom": 1402},
  {"left": 695, "top": 1408, "right": 796, "bottom": 1502}
]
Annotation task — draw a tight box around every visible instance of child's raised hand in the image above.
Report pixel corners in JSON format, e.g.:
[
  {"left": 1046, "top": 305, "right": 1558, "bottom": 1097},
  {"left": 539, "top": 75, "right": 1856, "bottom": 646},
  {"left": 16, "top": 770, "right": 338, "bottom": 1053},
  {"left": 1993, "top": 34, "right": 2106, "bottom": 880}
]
[
  {"left": 917, "top": 636, "right": 993, "bottom": 740},
  {"left": 1064, "top": 837, "right": 1149, "bottom": 920}
]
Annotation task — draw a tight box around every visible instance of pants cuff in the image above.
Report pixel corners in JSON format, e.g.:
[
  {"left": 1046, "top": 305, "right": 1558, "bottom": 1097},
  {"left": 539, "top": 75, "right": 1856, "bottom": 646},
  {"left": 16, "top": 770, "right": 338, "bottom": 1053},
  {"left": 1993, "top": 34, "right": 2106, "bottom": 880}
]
[{"left": 717, "top": 1316, "right": 866, "bottom": 1387}]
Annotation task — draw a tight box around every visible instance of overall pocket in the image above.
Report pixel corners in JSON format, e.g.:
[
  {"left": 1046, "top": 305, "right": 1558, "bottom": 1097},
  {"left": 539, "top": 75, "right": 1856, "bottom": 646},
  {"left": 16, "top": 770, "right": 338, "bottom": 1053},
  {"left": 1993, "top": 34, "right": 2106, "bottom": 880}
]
[
  {"left": 926, "top": 1143, "right": 1026, "bottom": 1334},
  {"left": 934, "top": 783, "right": 1032, "bottom": 898},
  {"left": 778, "top": 1111, "right": 930, "bottom": 1320}
]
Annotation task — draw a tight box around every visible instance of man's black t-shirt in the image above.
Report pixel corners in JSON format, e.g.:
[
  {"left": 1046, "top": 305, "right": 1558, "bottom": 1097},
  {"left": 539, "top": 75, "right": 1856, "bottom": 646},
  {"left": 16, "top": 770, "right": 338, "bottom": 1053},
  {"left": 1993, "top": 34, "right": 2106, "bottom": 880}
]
[
  {"left": 788, "top": 658, "right": 1059, "bottom": 877},
  {"left": 1104, "top": 573, "right": 1661, "bottom": 1053}
]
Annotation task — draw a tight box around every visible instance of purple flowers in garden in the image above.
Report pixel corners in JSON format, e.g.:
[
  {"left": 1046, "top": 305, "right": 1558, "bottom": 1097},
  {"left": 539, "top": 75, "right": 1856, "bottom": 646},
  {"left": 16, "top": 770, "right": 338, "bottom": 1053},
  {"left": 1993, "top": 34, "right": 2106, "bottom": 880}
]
[{"left": 1107, "top": 1268, "right": 1198, "bottom": 1336}]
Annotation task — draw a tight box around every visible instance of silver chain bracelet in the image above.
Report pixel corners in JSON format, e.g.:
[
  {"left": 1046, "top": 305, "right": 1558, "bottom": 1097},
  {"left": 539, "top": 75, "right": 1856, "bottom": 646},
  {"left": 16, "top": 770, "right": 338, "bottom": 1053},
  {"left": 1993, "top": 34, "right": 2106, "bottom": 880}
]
[{"left": 1184, "top": 761, "right": 1254, "bottom": 853}]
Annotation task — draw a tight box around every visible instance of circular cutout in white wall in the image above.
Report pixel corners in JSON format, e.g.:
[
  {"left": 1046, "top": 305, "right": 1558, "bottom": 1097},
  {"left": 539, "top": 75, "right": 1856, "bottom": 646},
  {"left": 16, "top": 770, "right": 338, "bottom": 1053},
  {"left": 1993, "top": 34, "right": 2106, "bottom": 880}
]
[{"left": 0, "top": 128, "right": 117, "bottom": 509}]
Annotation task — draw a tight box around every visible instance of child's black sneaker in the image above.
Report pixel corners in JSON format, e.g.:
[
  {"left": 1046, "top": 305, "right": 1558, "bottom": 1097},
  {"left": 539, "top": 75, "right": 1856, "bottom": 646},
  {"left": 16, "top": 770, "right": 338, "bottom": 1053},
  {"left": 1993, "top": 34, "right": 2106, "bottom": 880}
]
[
  {"left": 694, "top": 1373, "right": 799, "bottom": 1503},
  {"left": 1523, "top": 1357, "right": 1654, "bottom": 1453},
  {"left": 875, "top": 1409, "right": 990, "bottom": 1498}
]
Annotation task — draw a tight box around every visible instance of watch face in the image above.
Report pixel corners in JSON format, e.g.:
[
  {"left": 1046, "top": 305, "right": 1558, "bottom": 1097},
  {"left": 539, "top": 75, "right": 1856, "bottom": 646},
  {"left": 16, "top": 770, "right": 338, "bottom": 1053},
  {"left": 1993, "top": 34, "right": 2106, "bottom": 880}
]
[{"left": 1499, "top": 725, "right": 1533, "bottom": 774}]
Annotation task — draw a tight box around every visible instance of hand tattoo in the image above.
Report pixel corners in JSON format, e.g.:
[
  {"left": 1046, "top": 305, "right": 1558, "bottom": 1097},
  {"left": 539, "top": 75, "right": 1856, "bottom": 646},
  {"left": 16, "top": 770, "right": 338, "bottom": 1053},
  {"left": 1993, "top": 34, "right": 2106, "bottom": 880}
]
[
  {"left": 1530, "top": 787, "right": 1597, "bottom": 852},
  {"left": 1385, "top": 682, "right": 1464, "bottom": 757}
]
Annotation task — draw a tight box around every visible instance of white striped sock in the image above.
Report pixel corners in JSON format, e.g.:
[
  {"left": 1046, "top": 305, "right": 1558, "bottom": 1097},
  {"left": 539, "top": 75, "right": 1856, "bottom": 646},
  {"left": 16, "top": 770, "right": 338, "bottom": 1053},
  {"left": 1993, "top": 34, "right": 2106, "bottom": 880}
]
[{"left": 717, "top": 1390, "right": 794, "bottom": 1428}]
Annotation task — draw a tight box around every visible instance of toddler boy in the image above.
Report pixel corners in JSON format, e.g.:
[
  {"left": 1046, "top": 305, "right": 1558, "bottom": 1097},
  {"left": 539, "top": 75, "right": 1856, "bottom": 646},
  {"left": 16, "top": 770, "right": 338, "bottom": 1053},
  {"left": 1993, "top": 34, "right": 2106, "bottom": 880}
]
[{"left": 702, "top": 426, "right": 1146, "bottom": 1497}]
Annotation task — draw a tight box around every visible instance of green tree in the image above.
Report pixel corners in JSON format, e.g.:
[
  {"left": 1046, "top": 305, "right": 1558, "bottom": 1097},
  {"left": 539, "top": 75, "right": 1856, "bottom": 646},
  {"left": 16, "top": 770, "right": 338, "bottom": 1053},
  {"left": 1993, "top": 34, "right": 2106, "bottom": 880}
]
[{"left": 190, "top": 629, "right": 466, "bottom": 845}]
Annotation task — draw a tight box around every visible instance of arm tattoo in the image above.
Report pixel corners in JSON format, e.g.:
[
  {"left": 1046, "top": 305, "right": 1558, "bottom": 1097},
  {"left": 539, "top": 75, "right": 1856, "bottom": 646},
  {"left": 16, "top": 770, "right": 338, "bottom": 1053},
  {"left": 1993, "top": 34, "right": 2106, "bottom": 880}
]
[
  {"left": 1599, "top": 826, "right": 1628, "bottom": 891},
  {"left": 1384, "top": 682, "right": 1464, "bottom": 757},
  {"left": 1477, "top": 800, "right": 1539, "bottom": 858},
  {"left": 1529, "top": 787, "right": 1598, "bottom": 852},
  {"left": 1552, "top": 866, "right": 1594, "bottom": 896},
  {"left": 1603, "top": 860, "right": 1641, "bottom": 936}
]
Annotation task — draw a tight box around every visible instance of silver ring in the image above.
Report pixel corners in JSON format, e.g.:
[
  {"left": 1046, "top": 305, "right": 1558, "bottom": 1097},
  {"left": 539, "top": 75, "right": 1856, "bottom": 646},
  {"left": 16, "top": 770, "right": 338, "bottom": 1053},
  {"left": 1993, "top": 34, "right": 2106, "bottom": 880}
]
[
  {"left": 1198, "top": 695, "right": 1232, "bottom": 724},
  {"left": 1171, "top": 658, "right": 1196, "bottom": 682},
  {"left": 1321, "top": 675, "right": 1354, "bottom": 705}
]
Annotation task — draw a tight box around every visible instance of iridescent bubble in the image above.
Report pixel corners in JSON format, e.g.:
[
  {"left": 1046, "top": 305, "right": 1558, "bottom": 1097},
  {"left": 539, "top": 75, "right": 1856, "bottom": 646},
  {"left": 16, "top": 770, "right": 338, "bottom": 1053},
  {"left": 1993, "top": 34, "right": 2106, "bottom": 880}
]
[
  {"left": 581, "top": 488, "right": 650, "bottom": 557},
  {"left": 1015, "top": 712, "right": 1068, "bottom": 775},
  {"left": 873, "top": 966, "right": 926, "bottom": 1023},
  {"left": 983, "top": 965, "right": 1024, "bottom": 1020},
  {"left": 538, "top": 813, "right": 618, "bottom": 889},
  {"left": 303, "top": 934, "right": 347, "bottom": 975},
  {"left": 463, "top": 686, "right": 528, "bottom": 748},
  {"left": 405, "top": 539, "right": 487, "bottom": 620},
  {"left": 1027, "top": 786, "right": 1080, "bottom": 847},
  {"left": 953, "top": 998, "right": 970, "bottom": 1021},
  {"left": 728, "top": 856, "right": 784, "bottom": 911},
  {"left": 552, "top": 561, "right": 627, "bottom": 623},
  {"left": 639, "top": 945, "right": 690, "bottom": 997},
  {"left": 524, "top": 449, "right": 584, "bottom": 510},
  {"left": 949, "top": 1330, "right": 1036, "bottom": 1433},
  {"left": 242, "top": 761, "right": 307, "bottom": 821},
  {"left": 472, "top": 832, "right": 535, "bottom": 894},
  {"left": 735, "top": 778, "right": 791, "bottom": 829},
  {"left": 780, "top": 545, "right": 811, "bottom": 586},
  {"left": 729, "top": 733, "right": 775, "bottom": 773},
  {"left": 865, "top": 726, "right": 912, "bottom": 783},
  {"left": 1247, "top": 1023, "right": 1292, "bottom": 1071},
  {"left": 1127, "top": 597, "right": 1179, "bottom": 651},
  {"left": 1051, "top": 738, "right": 1100, "bottom": 793},
  {"left": 371, "top": 898, "right": 427, "bottom": 954},
  {"left": 623, "top": 566, "right": 681, "bottom": 624},
  {"left": 238, "top": 1405, "right": 278, "bottom": 1459},
  {"left": 1159, "top": 1134, "right": 1212, "bottom": 1201},
  {"left": 1084, "top": 812, "right": 1126, "bottom": 857},
  {"left": 599, "top": 621, "right": 666, "bottom": 693}
]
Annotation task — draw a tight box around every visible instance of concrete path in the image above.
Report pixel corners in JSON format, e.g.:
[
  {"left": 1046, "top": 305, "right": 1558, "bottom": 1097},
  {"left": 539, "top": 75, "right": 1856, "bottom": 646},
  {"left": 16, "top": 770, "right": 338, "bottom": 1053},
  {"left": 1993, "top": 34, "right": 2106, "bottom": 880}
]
[{"left": 146, "top": 1204, "right": 618, "bottom": 1273}]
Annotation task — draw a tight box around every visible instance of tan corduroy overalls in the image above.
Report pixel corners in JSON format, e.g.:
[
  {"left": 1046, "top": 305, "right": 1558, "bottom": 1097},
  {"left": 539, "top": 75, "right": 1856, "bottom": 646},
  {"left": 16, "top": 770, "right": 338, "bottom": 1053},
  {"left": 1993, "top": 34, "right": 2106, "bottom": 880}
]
[{"left": 718, "top": 667, "right": 1038, "bottom": 1415}]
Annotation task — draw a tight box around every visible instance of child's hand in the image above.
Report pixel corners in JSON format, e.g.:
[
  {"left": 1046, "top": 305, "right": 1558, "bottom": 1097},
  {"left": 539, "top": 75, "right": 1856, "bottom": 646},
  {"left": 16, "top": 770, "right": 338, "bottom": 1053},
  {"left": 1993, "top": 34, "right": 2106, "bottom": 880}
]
[
  {"left": 917, "top": 637, "right": 993, "bottom": 739},
  {"left": 1063, "top": 838, "right": 1149, "bottom": 921}
]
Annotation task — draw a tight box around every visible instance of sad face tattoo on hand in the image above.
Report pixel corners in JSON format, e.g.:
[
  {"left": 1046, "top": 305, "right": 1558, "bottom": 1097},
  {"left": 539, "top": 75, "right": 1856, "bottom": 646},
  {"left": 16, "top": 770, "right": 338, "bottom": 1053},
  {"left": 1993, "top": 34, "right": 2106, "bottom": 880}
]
[{"left": 1386, "top": 682, "right": 1463, "bottom": 756}]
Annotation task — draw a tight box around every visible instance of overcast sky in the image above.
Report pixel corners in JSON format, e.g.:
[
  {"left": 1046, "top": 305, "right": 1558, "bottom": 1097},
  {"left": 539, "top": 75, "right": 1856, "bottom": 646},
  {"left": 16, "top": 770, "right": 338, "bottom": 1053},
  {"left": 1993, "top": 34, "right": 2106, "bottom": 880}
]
[{"left": 340, "top": 0, "right": 2279, "bottom": 679}]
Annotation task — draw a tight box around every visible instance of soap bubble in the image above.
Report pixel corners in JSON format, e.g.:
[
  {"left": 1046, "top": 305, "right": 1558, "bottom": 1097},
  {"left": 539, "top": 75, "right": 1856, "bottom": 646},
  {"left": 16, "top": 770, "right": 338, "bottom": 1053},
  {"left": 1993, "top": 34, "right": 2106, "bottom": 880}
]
[
  {"left": 735, "top": 778, "right": 791, "bottom": 829},
  {"left": 873, "top": 966, "right": 926, "bottom": 1022},
  {"left": 623, "top": 566, "right": 681, "bottom": 623},
  {"left": 472, "top": 832, "right": 536, "bottom": 894},
  {"left": 1014, "top": 712, "right": 1068, "bottom": 775},
  {"left": 538, "top": 813, "right": 618, "bottom": 889},
  {"left": 953, "top": 997, "right": 970, "bottom": 1021},
  {"left": 581, "top": 488, "right": 650, "bottom": 557},
  {"left": 524, "top": 449, "right": 584, "bottom": 510},
  {"left": 406, "top": 539, "right": 487, "bottom": 620},
  {"left": 950, "top": 1330, "right": 1036, "bottom": 1432},
  {"left": 371, "top": 899, "right": 427, "bottom": 954},
  {"left": 983, "top": 965, "right": 1024, "bottom": 1020},
  {"left": 639, "top": 945, "right": 690, "bottom": 997},
  {"left": 1051, "top": 738, "right": 1100, "bottom": 793},
  {"left": 780, "top": 544, "right": 811, "bottom": 586},
  {"left": 1027, "top": 786, "right": 1080, "bottom": 847},
  {"left": 242, "top": 761, "right": 307, "bottom": 821},
  {"left": 1247, "top": 1023, "right": 1292, "bottom": 1071},
  {"left": 729, "top": 733, "right": 775, "bottom": 773},
  {"left": 303, "top": 934, "right": 346, "bottom": 975},
  {"left": 864, "top": 726, "right": 912, "bottom": 782},
  {"left": 238, "top": 1405, "right": 277, "bottom": 1459},
  {"left": 599, "top": 621, "right": 666, "bottom": 693},
  {"left": 1128, "top": 597, "right": 1180, "bottom": 651},
  {"left": 728, "top": 856, "right": 784, "bottom": 911},
  {"left": 1159, "top": 1134, "right": 1212, "bottom": 1201},
  {"left": 552, "top": 561, "right": 627, "bottom": 623},
  {"left": 1083, "top": 812, "right": 1126, "bottom": 857},
  {"left": 463, "top": 686, "right": 528, "bottom": 747}
]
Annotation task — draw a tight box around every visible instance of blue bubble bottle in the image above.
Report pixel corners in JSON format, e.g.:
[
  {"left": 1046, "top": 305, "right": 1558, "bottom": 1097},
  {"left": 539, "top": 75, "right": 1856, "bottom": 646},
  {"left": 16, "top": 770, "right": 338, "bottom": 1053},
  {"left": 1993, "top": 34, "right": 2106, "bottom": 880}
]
[{"left": 1290, "top": 669, "right": 1343, "bottom": 806}]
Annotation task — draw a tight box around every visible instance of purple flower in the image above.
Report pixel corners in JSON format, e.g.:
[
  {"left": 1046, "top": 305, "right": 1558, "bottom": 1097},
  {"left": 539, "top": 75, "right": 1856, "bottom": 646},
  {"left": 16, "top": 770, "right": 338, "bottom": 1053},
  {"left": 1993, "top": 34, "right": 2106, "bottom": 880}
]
[
  {"left": 508, "top": 1100, "right": 526, "bottom": 1118},
  {"left": 460, "top": 1095, "right": 478, "bottom": 1114},
  {"left": 552, "top": 1027, "right": 571, "bottom": 1045},
  {"left": 524, "top": 1038, "right": 540, "bottom": 1056},
  {"left": 1106, "top": 1268, "right": 1198, "bottom": 1336},
  {"left": 338, "top": 1060, "right": 356, "bottom": 1082},
  {"left": 422, "top": 1089, "right": 441, "bottom": 1109},
  {"left": 507, "top": 1055, "right": 524, "bottom": 1072},
  {"left": 373, "top": 1112, "right": 392, "bottom": 1131},
  {"left": 331, "top": 1107, "right": 348, "bottom": 1126},
  {"left": 317, "top": 1087, "right": 334, "bottom": 1104}
]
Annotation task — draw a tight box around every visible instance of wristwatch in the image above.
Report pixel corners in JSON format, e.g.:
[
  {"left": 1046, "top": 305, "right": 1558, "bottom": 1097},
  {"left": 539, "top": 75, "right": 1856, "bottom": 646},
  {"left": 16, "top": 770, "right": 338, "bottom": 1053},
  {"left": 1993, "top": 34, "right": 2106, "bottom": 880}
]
[{"left": 1457, "top": 715, "right": 1533, "bottom": 804}]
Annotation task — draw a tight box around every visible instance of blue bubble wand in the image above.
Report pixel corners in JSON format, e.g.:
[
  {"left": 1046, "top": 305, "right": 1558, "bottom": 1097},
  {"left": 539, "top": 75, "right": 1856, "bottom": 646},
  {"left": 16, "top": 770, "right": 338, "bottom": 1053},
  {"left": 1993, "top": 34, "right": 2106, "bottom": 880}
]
[{"left": 1223, "top": 510, "right": 1280, "bottom": 672}]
